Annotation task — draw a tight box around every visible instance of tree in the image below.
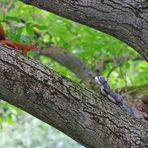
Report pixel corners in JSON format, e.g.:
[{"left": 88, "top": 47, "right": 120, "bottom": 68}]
[
  {"left": 0, "top": 0, "right": 148, "bottom": 147},
  {"left": 21, "top": 0, "right": 148, "bottom": 61}
]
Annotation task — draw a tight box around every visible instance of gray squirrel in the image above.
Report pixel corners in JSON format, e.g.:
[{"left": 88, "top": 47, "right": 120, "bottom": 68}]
[{"left": 94, "top": 76, "right": 134, "bottom": 116}]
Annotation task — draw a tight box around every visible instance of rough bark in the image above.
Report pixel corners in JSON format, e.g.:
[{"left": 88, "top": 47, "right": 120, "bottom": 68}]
[
  {"left": 20, "top": 0, "right": 148, "bottom": 61},
  {"left": 0, "top": 45, "right": 148, "bottom": 148}
]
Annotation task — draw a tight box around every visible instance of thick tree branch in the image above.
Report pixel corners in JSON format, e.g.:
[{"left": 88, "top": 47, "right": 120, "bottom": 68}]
[
  {"left": 0, "top": 45, "right": 148, "bottom": 148},
  {"left": 20, "top": 0, "right": 148, "bottom": 61},
  {"left": 41, "top": 44, "right": 95, "bottom": 87}
]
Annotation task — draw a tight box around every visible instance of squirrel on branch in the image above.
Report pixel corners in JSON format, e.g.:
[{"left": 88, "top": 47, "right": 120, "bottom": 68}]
[
  {"left": 95, "top": 75, "right": 148, "bottom": 121},
  {"left": 0, "top": 24, "right": 39, "bottom": 54},
  {"left": 94, "top": 76, "right": 134, "bottom": 116}
]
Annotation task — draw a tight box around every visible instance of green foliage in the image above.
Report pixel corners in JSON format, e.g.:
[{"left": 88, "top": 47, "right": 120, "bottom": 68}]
[
  {"left": 0, "top": 0, "right": 147, "bottom": 147},
  {"left": 1, "top": 0, "right": 147, "bottom": 88}
]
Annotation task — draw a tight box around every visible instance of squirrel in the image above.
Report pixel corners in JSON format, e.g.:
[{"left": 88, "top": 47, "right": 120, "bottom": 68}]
[
  {"left": 1, "top": 39, "right": 38, "bottom": 54},
  {"left": 94, "top": 76, "right": 134, "bottom": 116},
  {"left": 94, "top": 75, "right": 148, "bottom": 121},
  {"left": 0, "top": 23, "right": 39, "bottom": 54}
]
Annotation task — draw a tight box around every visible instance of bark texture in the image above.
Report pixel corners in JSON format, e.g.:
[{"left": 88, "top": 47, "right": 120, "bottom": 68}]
[
  {"left": 20, "top": 0, "right": 148, "bottom": 61},
  {"left": 0, "top": 45, "right": 148, "bottom": 148}
]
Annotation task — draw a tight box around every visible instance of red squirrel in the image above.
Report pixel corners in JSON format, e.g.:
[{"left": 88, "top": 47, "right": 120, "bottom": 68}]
[
  {"left": 0, "top": 24, "right": 39, "bottom": 54},
  {"left": 1, "top": 39, "right": 38, "bottom": 54}
]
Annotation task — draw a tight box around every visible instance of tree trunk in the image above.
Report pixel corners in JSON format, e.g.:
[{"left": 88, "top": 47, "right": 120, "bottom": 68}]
[
  {"left": 20, "top": 0, "right": 148, "bottom": 61},
  {"left": 0, "top": 45, "right": 148, "bottom": 148}
]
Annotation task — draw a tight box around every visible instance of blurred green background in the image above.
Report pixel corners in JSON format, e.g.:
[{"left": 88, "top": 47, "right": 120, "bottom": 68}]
[{"left": 0, "top": 0, "right": 147, "bottom": 147}]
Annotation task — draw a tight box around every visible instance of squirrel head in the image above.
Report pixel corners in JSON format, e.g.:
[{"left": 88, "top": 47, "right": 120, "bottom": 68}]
[{"left": 94, "top": 76, "right": 108, "bottom": 85}]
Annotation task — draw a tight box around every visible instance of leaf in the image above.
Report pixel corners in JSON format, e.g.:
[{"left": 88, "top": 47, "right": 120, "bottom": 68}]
[{"left": 5, "top": 16, "right": 20, "bottom": 22}]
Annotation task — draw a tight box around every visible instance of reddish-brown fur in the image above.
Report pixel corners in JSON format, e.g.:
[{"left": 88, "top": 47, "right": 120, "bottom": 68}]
[
  {"left": 1, "top": 39, "right": 38, "bottom": 54},
  {"left": 0, "top": 24, "right": 38, "bottom": 54}
]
